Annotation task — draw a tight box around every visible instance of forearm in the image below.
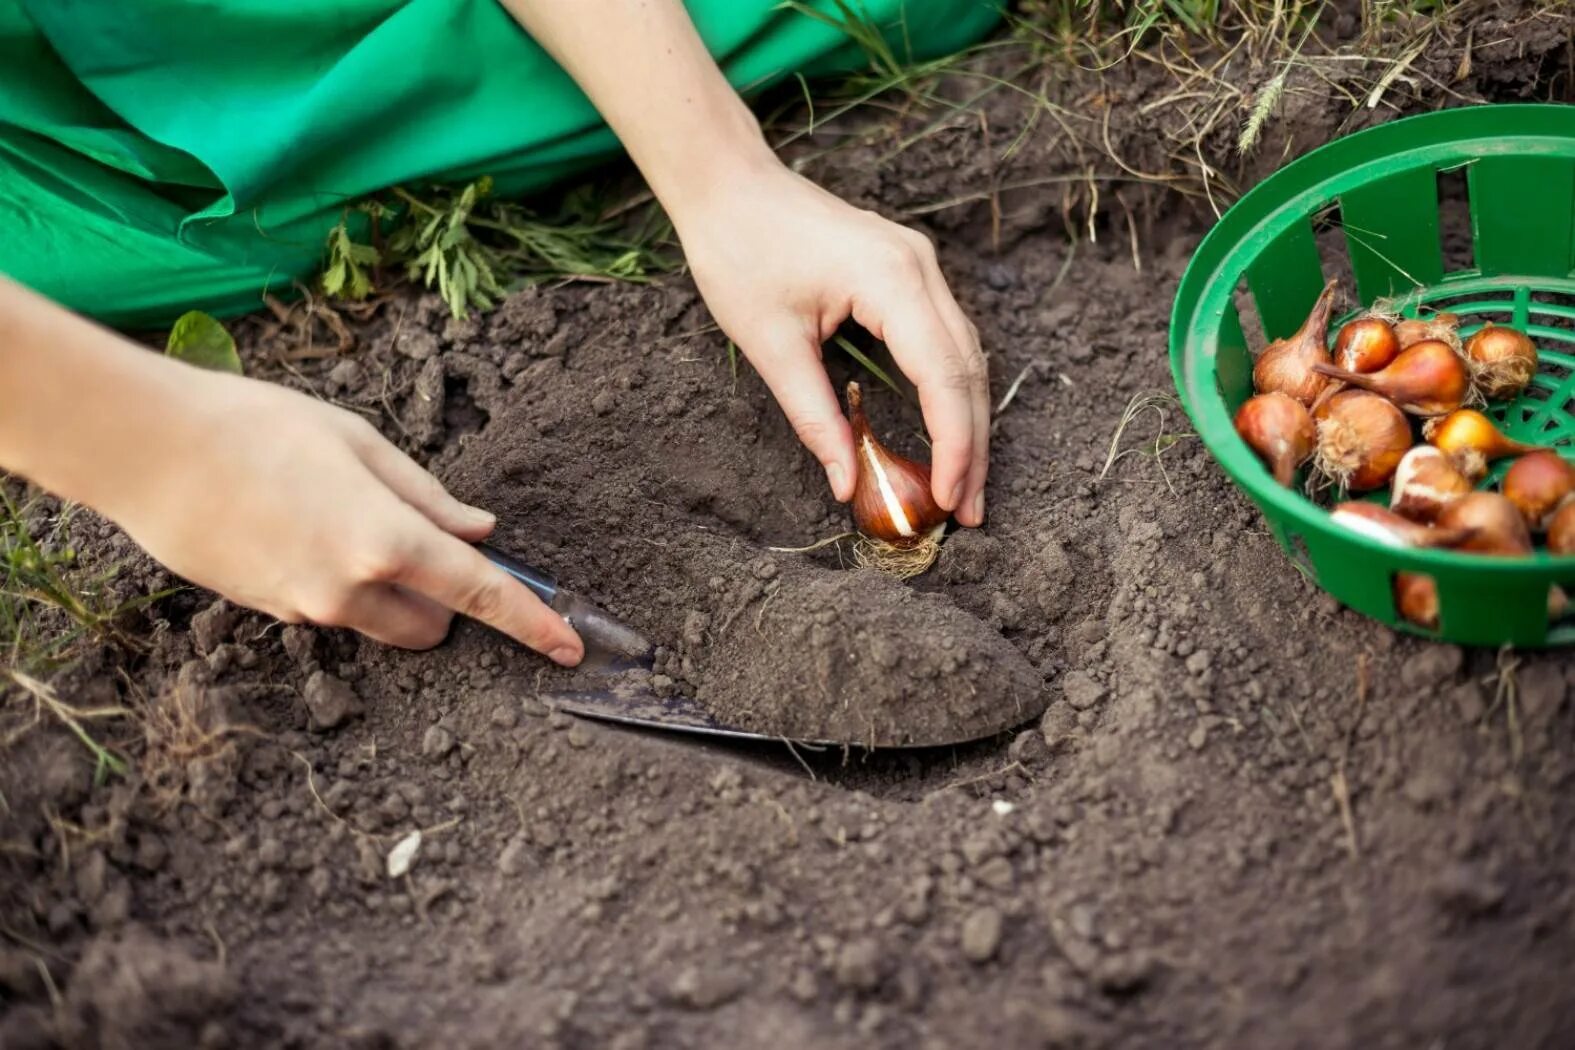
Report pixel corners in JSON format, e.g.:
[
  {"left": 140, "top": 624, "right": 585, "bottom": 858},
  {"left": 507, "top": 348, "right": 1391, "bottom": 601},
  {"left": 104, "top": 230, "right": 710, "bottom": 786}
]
[
  {"left": 0, "top": 276, "right": 196, "bottom": 514},
  {"left": 498, "top": 0, "right": 777, "bottom": 221}
]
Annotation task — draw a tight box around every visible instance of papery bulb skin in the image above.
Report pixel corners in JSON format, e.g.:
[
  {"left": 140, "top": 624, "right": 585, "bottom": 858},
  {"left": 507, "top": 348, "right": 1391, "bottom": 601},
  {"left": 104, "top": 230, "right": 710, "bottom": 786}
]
[
  {"left": 1252, "top": 281, "right": 1338, "bottom": 406},
  {"left": 1390, "top": 446, "right": 1472, "bottom": 523},
  {"left": 1395, "top": 573, "right": 1440, "bottom": 629},
  {"left": 1333, "top": 317, "right": 1400, "bottom": 374},
  {"left": 846, "top": 381, "right": 949, "bottom": 548},
  {"left": 1312, "top": 340, "right": 1472, "bottom": 416},
  {"left": 1501, "top": 450, "right": 1575, "bottom": 531},
  {"left": 1433, "top": 492, "right": 1534, "bottom": 556},
  {"left": 1423, "top": 409, "right": 1547, "bottom": 481},
  {"left": 1548, "top": 501, "right": 1575, "bottom": 556},
  {"left": 1313, "top": 390, "right": 1412, "bottom": 492},
  {"left": 1234, "top": 392, "right": 1315, "bottom": 487},
  {"left": 1330, "top": 502, "right": 1476, "bottom": 549},
  {"left": 1465, "top": 323, "right": 1538, "bottom": 401},
  {"left": 1394, "top": 312, "right": 1461, "bottom": 353}
]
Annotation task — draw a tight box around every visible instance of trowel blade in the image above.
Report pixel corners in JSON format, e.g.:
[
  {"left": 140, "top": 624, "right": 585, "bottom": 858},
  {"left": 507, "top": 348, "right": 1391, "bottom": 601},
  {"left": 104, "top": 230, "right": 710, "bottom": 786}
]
[
  {"left": 541, "top": 686, "right": 837, "bottom": 744},
  {"left": 539, "top": 680, "right": 1041, "bottom": 750}
]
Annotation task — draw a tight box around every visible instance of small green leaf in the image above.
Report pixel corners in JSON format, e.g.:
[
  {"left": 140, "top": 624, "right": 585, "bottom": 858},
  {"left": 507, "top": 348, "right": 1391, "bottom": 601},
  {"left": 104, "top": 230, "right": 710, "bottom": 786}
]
[
  {"left": 833, "top": 335, "right": 905, "bottom": 400},
  {"left": 166, "top": 311, "right": 241, "bottom": 374}
]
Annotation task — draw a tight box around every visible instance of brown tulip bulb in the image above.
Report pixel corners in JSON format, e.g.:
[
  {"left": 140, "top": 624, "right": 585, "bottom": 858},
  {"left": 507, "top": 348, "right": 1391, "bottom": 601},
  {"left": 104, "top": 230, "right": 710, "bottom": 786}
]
[
  {"left": 846, "top": 381, "right": 949, "bottom": 548},
  {"left": 1333, "top": 317, "right": 1400, "bottom": 373},
  {"left": 1465, "top": 323, "right": 1538, "bottom": 401},
  {"left": 1234, "top": 392, "right": 1316, "bottom": 487},
  {"left": 1423, "top": 409, "right": 1546, "bottom": 482},
  {"left": 1330, "top": 502, "right": 1477, "bottom": 549},
  {"left": 1389, "top": 446, "right": 1473, "bottom": 523},
  {"left": 1548, "top": 501, "right": 1575, "bottom": 556},
  {"left": 1313, "top": 390, "right": 1412, "bottom": 492},
  {"left": 1252, "top": 281, "right": 1337, "bottom": 406},
  {"left": 1313, "top": 339, "right": 1472, "bottom": 416},
  {"left": 1433, "top": 492, "right": 1533, "bottom": 556},
  {"left": 1395, "top": 573, "right": 1440, "bottom": 630},
  {"left": 1501, "top": 450, "right": 1575, "bottom": 531},
  {"left": 1393, "top": 312, "right": 1461, "bottom": 353}
]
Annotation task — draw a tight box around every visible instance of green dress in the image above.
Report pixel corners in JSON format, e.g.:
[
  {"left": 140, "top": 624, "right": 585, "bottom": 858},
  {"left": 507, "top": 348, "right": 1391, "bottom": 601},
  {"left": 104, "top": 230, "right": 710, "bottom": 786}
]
[{"left": 0, "top": 1, "right": 1000, "bottom": 327}]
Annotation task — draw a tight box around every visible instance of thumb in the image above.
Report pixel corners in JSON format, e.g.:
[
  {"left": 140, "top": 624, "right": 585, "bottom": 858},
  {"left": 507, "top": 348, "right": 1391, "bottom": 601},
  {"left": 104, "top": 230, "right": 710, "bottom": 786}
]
[{"left": 742, "top": 320, "right": 857, "bottom": 501}]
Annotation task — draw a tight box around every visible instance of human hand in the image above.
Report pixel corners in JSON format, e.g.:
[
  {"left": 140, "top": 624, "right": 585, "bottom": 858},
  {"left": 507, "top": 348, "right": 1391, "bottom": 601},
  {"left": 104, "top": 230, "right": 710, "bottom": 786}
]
[
  {"left": 106, "top": 368, "right": 585, "bottom": 661},
  {"left": 674, "top": 161, "right": 989, "bottom": 527}
]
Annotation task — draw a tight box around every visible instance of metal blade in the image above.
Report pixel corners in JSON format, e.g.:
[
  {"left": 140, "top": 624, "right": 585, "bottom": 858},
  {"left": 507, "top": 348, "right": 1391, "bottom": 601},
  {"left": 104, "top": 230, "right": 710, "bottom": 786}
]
[
  {"left": 548, "top": 587, "right": 654, "bottom": 671},
  {"left": 538, "top": 679, "right": 1042, "bottom": 749}
]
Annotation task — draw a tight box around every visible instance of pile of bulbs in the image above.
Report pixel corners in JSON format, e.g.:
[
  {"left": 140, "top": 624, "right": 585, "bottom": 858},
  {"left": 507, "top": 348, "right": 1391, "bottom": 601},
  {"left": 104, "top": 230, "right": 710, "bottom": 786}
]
[{"left": 1233, "top": 280, "right": 1574, "bottom": 629}]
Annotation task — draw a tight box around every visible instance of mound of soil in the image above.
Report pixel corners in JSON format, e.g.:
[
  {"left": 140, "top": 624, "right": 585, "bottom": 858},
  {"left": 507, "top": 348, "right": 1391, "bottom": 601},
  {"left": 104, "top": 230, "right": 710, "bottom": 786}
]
[
  {"left": 5, "top": 5, "right": 1575, "bottom": 1049},
  {"left": 428, "top": 291, "right": 1046, "bottom": 746}
]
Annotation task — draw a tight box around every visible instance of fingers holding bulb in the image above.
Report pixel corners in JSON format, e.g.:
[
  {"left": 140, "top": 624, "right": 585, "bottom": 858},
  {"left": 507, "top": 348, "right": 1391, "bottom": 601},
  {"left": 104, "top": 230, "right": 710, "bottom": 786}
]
[
  {"left": 913, "top": 254, "right": 989, "bottom": 527},
  {"left": 743, "top": 318, "right": 858, "bottom": 502},
  {"left": 850, "top": 280, "right": 977, "bottom": 519}
]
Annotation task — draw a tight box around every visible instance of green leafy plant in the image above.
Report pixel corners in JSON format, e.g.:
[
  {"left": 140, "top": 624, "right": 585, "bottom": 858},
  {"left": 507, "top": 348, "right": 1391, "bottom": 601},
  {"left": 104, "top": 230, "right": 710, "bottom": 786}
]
[
  {"left": 165, "top": 311, "right": 241, "bottom": 374},
  {"left": 320, "top": 214, "right": 381, "bottom": 301},
  {"left": 318, "top": 177, "right": 676, "bottom": 320},
  {"left": 389, "top": 179, "right": 509, "bottom": 319}
]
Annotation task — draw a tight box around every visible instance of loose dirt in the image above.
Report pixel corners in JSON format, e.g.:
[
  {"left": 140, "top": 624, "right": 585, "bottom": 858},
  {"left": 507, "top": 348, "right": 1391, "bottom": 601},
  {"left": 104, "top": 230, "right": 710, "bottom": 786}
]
[{"left": 5, "top": 5, "right": 1575, "bottom": 1049}]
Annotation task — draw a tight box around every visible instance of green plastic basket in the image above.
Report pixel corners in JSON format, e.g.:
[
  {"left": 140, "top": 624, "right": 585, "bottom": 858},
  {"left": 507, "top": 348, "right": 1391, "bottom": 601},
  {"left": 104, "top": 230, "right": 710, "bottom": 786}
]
[{"left": 1170, "top": 104, "right": 1575, "bottom": 648}]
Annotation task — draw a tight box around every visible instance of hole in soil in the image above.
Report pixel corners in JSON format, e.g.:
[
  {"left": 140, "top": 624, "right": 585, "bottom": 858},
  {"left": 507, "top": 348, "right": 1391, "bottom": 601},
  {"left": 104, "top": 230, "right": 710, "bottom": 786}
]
[
  {"left": 1436, "top": 166, "right": 1474, "bottom": 274},
  {"left": 442, "top": 374, "right": 489, "bottom": 439}
]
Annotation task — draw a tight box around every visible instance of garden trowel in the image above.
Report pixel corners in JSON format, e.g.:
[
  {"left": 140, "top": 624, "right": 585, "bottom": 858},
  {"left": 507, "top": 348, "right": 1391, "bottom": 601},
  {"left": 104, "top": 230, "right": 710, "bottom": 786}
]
[{"left": 478, "top": 542, "right": 1039, "bottom": 748}]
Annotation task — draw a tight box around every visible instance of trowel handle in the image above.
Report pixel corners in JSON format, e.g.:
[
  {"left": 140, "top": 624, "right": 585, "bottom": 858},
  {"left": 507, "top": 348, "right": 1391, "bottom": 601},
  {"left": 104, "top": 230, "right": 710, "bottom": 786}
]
[{"left": 476, "top": 542, "right": 558, "bottom": 605}]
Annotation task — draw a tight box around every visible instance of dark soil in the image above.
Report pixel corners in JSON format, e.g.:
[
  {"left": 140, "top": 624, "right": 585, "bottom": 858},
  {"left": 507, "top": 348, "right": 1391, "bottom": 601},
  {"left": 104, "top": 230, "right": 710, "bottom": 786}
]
[{"left": 6, "top": 6, "right": 1575, "bottom": 1049}]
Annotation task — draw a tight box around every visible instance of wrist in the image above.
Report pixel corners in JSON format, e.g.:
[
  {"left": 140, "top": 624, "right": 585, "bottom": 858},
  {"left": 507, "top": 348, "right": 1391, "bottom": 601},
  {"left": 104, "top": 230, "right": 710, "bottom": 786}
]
[
  {"left": 11, "top": 338, "right": 212, "bottom": 518},
  {"left": 639, "top": 97, "right": 781, "bottom": 231}
]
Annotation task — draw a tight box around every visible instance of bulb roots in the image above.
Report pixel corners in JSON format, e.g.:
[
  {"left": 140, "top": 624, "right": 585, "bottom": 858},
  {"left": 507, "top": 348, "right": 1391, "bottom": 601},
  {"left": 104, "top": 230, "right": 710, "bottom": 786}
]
[{"left": 853, "top": 526, "right": 945, "bottom": 580}]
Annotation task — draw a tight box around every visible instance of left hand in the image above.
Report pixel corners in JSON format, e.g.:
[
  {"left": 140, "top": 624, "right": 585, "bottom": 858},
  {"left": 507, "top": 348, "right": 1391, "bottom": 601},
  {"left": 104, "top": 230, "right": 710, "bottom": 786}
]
[{"left": 673, "top": 160, "right": 990, "bottom": 527}]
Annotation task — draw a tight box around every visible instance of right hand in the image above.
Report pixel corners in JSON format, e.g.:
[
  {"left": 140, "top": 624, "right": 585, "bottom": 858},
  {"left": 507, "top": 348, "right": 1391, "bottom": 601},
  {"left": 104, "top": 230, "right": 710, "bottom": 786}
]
[{"left": 110, "top": 367, "right": 584, "bottom": 662}]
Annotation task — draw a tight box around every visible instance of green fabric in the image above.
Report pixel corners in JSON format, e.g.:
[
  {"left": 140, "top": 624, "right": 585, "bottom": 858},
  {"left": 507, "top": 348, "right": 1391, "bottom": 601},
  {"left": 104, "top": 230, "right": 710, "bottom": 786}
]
[{"left": 0, "top": 1, "right": 1002, "bottom": 328}]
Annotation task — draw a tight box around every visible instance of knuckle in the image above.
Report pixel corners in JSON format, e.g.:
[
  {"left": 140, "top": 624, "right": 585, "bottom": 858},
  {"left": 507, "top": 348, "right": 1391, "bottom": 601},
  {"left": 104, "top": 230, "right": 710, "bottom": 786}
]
[
  {"left": 297, "top": 588, "right": 352, "bottom": 628},
  {"left": 905, "top": 230, "right": 938, "bottom": 261},
  {"left": 964, "top": 349, "right": 989, "bottom": 385},
  {"left": 459, "top": 575, "right": 507, "bottom": 624},
  {"left": 785, "top": 411, "right": 833, "bottom": 449},
  {"left": 879, "top": 243, "right": 922, "bottom": 282},
  {"left": 355, "top": 535, "right": 412, "bottom": 584},
  {"left": 936, "top": 356, "right": 974, "bottom": 394},
  {"left": 341, "top": 414, "right": 381, "bottom": 449}
]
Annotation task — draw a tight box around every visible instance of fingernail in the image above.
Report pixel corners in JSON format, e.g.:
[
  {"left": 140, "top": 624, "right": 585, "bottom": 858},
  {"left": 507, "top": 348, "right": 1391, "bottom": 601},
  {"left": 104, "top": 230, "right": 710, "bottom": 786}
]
[
  {"left": 548, "top": 645, "right": 583, "bottom": 668},
  {"left": 972, "top": 490, "right": 986, "bottom": 525},
  {"left": 466, "top": 504, "right": 496, "bottom": 526},
  {"left": 948, "top": 480, "right": 966, "bottom": 511},
  {"left": 826, "top": 462, "right": 847, "bottom": 499}
]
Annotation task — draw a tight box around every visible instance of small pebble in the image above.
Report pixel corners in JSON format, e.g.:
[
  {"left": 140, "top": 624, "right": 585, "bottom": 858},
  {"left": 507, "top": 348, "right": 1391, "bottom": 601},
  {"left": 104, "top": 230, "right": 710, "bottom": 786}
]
[
  {"left": 302, "top": 671, "right": 360, "bottom": 732},
  {"left": 960, "top": 907, "right": 1003, "bottom": 963},
  {"left": 422, "top": 724, "right": 456, "bottom": 760}
]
